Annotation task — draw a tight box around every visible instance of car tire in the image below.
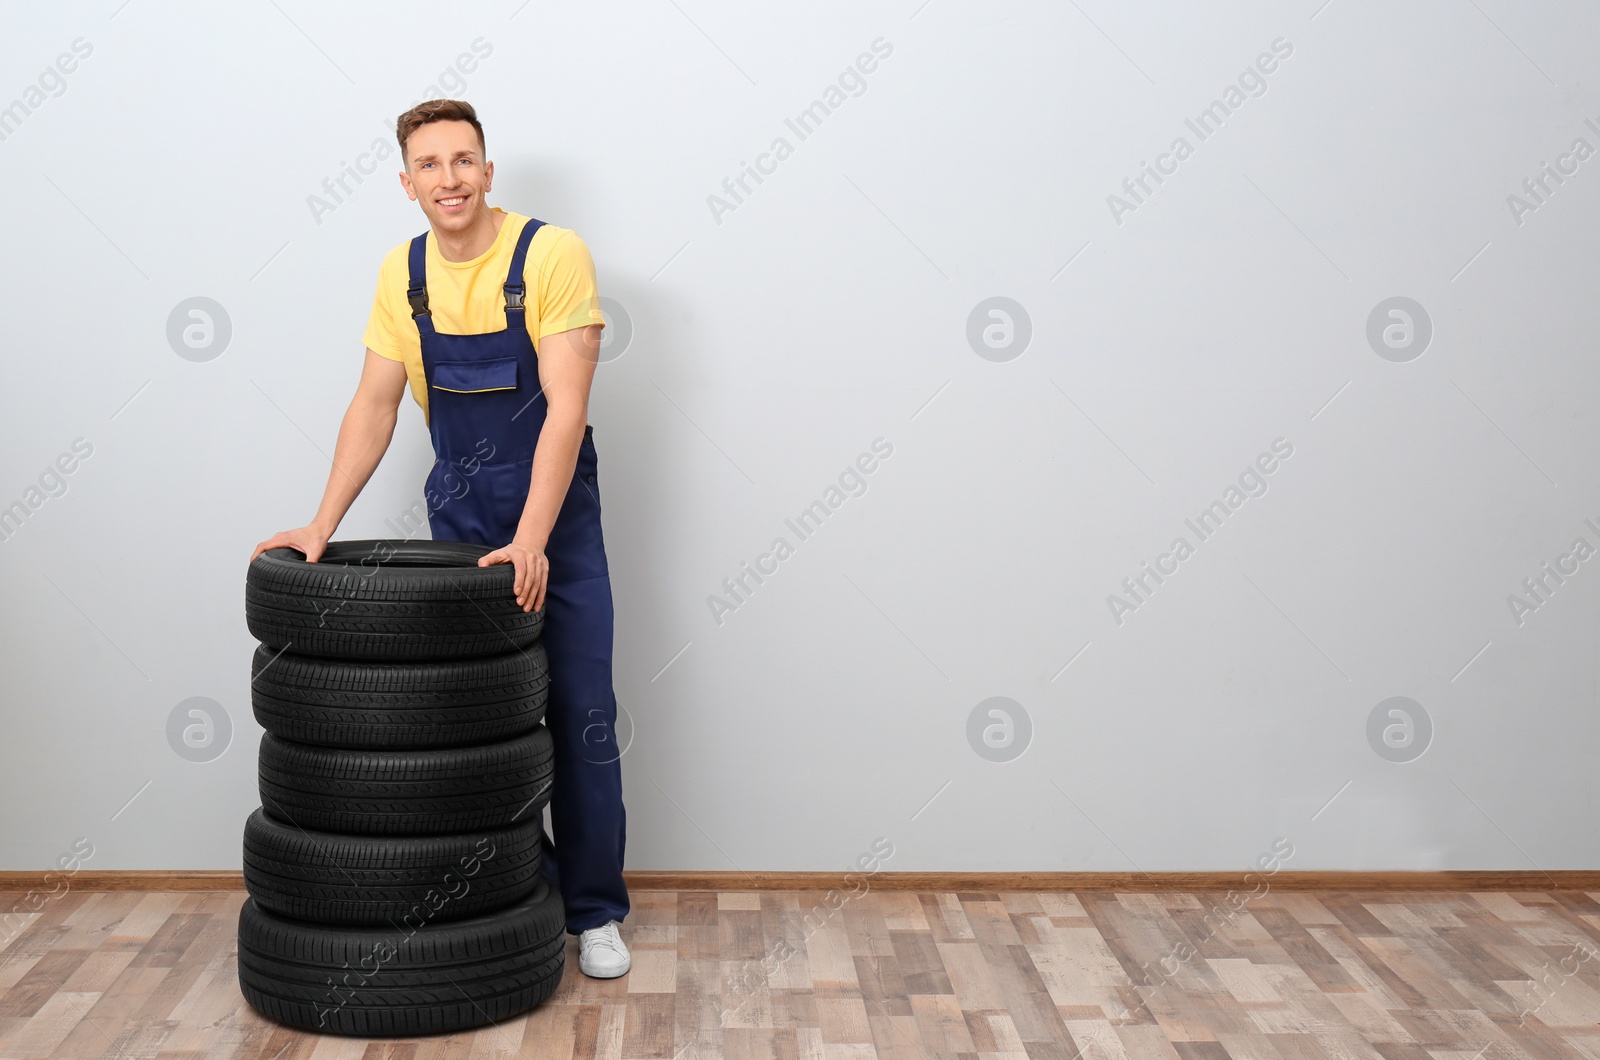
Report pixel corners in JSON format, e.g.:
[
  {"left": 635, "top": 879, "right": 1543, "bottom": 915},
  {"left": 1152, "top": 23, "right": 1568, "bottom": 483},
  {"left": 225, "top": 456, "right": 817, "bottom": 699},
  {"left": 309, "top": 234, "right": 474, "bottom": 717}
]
[
  {"left": 258, "top": 727, "right": 554, "bottom": 836},
  {"left": 250, "top": 642, "right": 548, "bottom": 749},
  {"left": 242, "top": 808, "right": 544, "bottom": 925},
  {"left": 245, "top": 539, "right": 542, "bottom": 661},
  {"left": 237, "top": 877, "right": 565, "bottom": 1036}
]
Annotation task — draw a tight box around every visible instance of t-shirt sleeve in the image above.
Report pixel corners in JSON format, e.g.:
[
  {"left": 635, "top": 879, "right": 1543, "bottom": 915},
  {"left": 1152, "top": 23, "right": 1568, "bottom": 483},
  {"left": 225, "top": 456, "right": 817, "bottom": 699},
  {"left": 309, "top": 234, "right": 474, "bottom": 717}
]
[
  {"left": 537, "top": 230, "right": 607, "bottom": 338},
  {"left": 362, "top": 252, "right": 404, "bottom": 361}
]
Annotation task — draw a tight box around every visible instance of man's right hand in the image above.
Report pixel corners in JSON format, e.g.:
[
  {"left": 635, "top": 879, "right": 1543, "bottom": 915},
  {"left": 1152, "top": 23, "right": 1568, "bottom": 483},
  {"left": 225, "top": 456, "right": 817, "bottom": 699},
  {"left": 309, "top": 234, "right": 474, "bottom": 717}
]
[{"left": 252, "top": 526, "right": 331, "bottom": 564}]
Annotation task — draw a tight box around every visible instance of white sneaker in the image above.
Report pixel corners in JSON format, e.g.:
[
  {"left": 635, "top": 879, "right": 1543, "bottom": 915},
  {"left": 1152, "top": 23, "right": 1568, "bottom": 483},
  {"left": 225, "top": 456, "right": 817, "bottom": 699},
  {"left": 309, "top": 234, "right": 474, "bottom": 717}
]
[{"left": 578, "top": 920, "right": 631, "bottom": 978}]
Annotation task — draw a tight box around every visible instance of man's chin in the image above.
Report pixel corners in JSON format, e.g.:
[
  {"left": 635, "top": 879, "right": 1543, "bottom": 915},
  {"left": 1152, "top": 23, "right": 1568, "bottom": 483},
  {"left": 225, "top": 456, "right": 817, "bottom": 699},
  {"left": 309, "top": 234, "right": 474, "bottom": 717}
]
[{"left": 433, "top": 209, "right": 480, "bottom": 229}]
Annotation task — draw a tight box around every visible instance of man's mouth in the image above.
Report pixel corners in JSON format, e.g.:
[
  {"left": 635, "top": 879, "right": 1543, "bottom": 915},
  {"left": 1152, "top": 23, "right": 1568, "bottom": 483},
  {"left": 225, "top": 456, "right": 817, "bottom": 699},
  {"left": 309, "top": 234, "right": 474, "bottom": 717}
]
[{"left": 437, "top": 195, "right": 469, "bottom": 211}]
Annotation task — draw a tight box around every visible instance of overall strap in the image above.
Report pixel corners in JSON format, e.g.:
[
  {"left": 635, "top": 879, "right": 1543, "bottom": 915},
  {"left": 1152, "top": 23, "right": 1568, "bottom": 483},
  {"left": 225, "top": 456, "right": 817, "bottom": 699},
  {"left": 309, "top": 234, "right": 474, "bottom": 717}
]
[
  {"left": 405, "top": 232, "right": 434, "bottom": 335},
  {"left": 503, "top": 219, "right": 545, "bottom": 331}
]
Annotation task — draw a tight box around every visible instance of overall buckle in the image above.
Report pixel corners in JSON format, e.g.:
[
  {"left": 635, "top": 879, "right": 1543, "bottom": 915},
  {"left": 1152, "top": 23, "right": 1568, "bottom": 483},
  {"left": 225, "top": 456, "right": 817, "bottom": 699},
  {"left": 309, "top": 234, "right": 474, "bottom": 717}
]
[
  {"left": 503, "top": 283, "right": 526, "bottom": 311},
  {"left": 407, "top": 286, "right": 430, "bottom": 318}
]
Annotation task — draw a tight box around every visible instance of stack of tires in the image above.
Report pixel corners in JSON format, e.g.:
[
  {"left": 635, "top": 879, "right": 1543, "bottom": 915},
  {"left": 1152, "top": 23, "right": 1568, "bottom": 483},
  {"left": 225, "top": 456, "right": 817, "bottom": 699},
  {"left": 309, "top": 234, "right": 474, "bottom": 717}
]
[{"left": 238, "top": 539, "right": 566, "bottom": 1037}]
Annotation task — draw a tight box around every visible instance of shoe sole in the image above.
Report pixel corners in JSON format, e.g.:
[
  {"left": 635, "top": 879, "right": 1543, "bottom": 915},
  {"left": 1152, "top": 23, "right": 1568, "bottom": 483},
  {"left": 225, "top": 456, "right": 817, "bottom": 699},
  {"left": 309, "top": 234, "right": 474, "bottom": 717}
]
[
  {"left": 576, "top": 960, "right": 624, "bottom": 979},
  {"left": 579, "top": 957, "right": 631, "bottom": 978}
]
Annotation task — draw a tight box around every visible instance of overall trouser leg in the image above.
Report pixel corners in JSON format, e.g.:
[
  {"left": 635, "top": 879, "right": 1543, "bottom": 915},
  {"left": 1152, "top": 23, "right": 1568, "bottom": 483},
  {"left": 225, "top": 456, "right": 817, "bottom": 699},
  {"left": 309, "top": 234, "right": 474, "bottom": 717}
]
[{"left": 537, "top": 572, "right": 630, "bottom": 934}]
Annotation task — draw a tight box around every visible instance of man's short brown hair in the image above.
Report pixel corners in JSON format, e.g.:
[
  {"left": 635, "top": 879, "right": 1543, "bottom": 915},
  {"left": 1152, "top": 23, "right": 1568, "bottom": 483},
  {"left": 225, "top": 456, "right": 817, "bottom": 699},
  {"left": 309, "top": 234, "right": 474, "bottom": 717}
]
[{"left": 395, "top": 99, "right": 485, "bottom": 168}]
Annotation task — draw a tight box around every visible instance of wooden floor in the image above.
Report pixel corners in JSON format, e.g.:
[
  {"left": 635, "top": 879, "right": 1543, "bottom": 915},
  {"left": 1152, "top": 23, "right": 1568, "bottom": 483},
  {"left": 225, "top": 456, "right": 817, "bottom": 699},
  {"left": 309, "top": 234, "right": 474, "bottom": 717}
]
[{"left": 2, "top": 887, "right": 1599, "bottom": 1059}]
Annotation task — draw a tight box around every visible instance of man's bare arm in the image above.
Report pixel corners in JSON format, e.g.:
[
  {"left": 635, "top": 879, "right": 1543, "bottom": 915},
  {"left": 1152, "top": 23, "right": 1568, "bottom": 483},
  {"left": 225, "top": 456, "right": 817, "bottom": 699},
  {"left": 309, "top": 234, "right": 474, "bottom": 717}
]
[{"left": 251, "top": 349, "right": 410, "bottom": 563}]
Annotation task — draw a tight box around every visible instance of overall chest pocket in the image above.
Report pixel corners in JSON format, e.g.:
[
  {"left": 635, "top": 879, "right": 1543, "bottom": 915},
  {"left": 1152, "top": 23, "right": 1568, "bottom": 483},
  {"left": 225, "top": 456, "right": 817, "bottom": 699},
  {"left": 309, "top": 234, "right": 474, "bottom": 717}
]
[{"left": 432, "top": 357, "right": 518, "bottom": 394}]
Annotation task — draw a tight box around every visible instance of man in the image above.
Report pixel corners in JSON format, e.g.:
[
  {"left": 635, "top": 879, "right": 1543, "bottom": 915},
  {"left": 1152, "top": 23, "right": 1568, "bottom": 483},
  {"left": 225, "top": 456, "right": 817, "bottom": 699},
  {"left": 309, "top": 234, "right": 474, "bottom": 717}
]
[{"left": 251, "top": 99, "right": 630, "bottom": 978}]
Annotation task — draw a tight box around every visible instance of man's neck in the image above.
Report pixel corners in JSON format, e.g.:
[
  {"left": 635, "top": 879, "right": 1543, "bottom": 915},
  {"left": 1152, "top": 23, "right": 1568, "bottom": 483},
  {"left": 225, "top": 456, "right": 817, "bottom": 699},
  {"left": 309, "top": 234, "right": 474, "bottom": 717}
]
[{"left": 433, "top": 208, "right": 506, "bottom": 262}]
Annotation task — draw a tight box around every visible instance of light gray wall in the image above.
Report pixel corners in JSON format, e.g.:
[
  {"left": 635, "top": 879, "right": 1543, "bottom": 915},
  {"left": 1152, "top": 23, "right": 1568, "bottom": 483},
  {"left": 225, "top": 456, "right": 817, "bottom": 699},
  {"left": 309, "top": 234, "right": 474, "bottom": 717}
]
[{"left": 2, "top": 0, "right": 1595, "bottom": 874}]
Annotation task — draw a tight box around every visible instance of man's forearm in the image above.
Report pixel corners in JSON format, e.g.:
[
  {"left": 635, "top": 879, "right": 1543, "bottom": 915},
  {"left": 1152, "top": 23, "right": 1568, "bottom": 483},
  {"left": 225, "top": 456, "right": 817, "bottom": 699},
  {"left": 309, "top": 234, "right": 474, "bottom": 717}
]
[
  {"left": 309, "top": 400, "right": 398, "bottom": 534},
  {"left": 514, "top": 408, "right": 586, "bottom": 550}
]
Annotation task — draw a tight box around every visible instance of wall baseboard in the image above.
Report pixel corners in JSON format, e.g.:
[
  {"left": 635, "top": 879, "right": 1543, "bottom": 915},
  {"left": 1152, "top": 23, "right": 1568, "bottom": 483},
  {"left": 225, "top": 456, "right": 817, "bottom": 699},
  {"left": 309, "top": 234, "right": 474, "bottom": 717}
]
[
  {"left": 622, "top": 870, "right": 1600, "bottom": 892},
  {"left": 1, "top": 869, "right": 1596, "bottom": 894}
]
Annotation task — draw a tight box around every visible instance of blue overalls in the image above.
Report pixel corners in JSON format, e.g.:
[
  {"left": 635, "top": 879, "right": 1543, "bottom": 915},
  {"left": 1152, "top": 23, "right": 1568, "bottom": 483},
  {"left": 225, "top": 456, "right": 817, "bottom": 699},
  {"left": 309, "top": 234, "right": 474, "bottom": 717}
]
[{"left": 406, "top": 218, "right": 629, "bottom": 934}]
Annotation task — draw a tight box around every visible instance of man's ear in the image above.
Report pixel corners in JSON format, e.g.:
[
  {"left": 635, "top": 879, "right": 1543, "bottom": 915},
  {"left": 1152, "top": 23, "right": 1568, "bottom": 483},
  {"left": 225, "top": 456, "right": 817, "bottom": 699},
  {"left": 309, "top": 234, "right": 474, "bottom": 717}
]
[{"left": 399, "top": 169, "right": 414, "bottom": 200}]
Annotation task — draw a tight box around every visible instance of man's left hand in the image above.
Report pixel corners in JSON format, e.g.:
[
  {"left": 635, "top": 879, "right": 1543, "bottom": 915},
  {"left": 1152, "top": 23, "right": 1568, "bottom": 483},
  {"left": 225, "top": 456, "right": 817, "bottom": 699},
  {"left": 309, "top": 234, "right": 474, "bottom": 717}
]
[{"left": 479, "top": 538, "right": 549, "bottom": 613}]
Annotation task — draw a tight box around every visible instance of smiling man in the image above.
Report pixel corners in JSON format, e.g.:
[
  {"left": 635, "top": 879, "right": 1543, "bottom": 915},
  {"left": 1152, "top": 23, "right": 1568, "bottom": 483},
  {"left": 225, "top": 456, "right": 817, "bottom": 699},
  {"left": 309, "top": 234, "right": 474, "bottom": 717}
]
[{"left": 252, "top": 99, "right": 631, "bottom": 978}]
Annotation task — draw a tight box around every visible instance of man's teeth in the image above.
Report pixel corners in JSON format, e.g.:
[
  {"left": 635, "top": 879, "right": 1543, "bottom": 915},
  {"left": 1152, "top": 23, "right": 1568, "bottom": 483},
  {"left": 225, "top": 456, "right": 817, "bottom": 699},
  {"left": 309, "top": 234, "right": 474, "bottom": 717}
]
[{"left": 440, "top": 197, "right": 466, "bottom": 205}]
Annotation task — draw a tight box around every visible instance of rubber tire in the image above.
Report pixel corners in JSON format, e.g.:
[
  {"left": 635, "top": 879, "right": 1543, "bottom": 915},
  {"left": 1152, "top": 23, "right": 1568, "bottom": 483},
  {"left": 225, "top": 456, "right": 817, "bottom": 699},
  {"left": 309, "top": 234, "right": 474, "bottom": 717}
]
[
  {"left": 245, "top": 539, "right": 543, "bottom": 661},
  {"left": 237, "top": 878, "right": 565, "bottom": 1036},
  {"left": 251, "top": 642, "right": 548, "bottom": 750},
  {"left": 258, "top": 727, "right": 554, "bottom": 836},
  {"left": 242, "top": 808, "right": 544, "bottom": 925}
]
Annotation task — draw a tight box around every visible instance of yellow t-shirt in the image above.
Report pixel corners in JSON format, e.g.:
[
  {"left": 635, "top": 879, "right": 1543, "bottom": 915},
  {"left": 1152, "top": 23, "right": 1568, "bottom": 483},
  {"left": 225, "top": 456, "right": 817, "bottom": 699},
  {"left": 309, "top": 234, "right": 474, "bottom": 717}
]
[{"left": 362, "top": 207, "right": 605, "bottom": 423}]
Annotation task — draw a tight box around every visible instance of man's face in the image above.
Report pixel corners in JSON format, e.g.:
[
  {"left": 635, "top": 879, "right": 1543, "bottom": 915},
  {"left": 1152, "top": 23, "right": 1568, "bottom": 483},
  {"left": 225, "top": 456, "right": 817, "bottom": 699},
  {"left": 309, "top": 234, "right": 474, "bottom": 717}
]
[{"left": 399, "top": 120, "right": 493, "bottom": 231}]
